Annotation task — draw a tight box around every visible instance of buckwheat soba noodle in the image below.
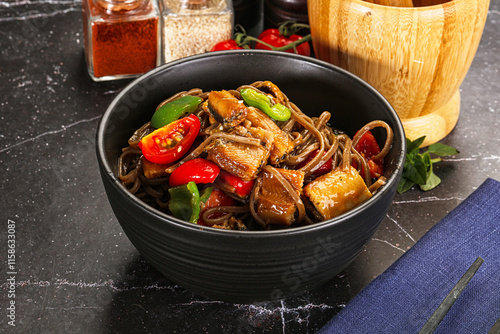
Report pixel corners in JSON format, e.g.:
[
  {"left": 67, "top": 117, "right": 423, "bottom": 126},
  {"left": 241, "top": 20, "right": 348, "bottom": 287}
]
[{"left": 118, "top": 81, "right": 393, "bottom": 231}]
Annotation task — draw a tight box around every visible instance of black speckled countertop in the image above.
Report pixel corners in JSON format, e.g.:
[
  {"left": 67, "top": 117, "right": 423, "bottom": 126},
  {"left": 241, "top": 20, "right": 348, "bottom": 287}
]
[{"left": 1, "top": 0, "right": 499, "bottom": 333}]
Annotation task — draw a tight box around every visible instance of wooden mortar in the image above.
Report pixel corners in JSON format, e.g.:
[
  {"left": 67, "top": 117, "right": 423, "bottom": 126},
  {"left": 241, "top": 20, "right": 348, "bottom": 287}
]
[{"left": 308, "top": 0, "right": 489, "bottom": 146}]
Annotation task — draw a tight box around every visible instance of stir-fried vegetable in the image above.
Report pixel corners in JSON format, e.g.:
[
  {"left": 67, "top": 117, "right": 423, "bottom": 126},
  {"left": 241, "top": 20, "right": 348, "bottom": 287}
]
[
  {"left": 297, "top": 149, "right": 333, "bottom": 175},
  {"left": 169, "top": 158, "right": 220, "bottom": 187},
  {"left": 151, "top": 95, "right": 203, "bottom": 129},
  {"left": 168, "top": 181, "right": 201, "bottom": 224},
  {"left": 198, "top": 189, "right": 236, "bottom": 225},
  {"left": 354, "top": 130, "right": 384, "bottom": 179},
  {"left": 240, "top": 88, "right": 291, "bottom": 121},
  {"left": 139, "top": 114, "right": 200, "bottom": 164},
  {"left": 119, "top": 81, "right": 395, "bottom": 230},
  {"left": 218, "top": 170, "right": 255, "bottom": 198}
]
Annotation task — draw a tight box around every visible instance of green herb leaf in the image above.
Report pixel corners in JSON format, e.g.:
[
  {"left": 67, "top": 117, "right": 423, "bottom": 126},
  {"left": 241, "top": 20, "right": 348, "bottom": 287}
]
[
  {"left": 407, "top": 136, "right": 426, "bottom": 155},
  {"left": 420, "top": 171, "right": 441, "bottom": 191},
  {"left": 426, "top": 142, "right": 459, "bottom": 156},
  {"left": 397, "top": 136, "right": 458, "bottom": 194},
  {"left": 404, "top": 153, "right": 427, "bottom": 185},
  {"left": 397, "top": 177, "right": 415, "bottom": 194},
  {"left": 422, "top": 152, "right": 432, "bottom": 178}
]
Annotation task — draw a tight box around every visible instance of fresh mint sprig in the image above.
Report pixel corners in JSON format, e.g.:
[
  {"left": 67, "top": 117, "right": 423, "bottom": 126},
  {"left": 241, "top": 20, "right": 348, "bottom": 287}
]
[{"left": 397, "top": 136, "right": 459, "bottom": 194}]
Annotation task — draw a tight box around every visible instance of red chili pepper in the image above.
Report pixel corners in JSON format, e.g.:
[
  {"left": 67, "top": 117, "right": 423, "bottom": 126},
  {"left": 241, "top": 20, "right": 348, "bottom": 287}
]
[
  {"left": 210, "top": 39, "right": 244, "bottom": 51},
  {"left": 366, "top": 159, "right": 383, "bottom": 179},
  {"left": 354, "top": 131, "right": 384, "bottom": 179},
  {"left": 356, "top": 131, "right": 382, "bottom": 158},
  {"left": 254, "top": 28, "right": 311, "bottom": 56},
  {"left": 218, "top": 170, "right": 255, "bottom": 198},
  {"left": 204, "top": 189, "right": 235, "bottom": 207},
  {"left": 169, "top": 158, "right": 220, "bottom": 187},
  {"left": 198, "top": 188, "right": 236, "bottom": 225},
  {"left": 138, "top": 114, "right": 200, "bottom": 165},
  {"left": 297, "top": 149, "right": 333, "bottom": 175}
]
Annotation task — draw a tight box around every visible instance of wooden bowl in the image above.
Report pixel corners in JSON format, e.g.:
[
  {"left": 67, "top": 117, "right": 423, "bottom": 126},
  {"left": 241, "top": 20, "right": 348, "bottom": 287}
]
[{"left": 308, "top": 0, "right": 489, "bottom": 146}]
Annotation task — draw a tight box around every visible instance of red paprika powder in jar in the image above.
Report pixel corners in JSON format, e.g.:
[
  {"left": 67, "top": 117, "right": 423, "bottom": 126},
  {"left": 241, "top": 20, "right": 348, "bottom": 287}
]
[{"left": 82, "top": 0, "right": 160, "bottom": 81}]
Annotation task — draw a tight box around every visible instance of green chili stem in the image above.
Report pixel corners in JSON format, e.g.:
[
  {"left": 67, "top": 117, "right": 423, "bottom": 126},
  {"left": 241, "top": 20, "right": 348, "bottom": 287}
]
[
  {"left": 233, "top": 21, "right": 311, "bottom": 52},
  {"left": 234, "top": 25, "right": 252, "bottom": 49},
  {"left": 278, "top": 21, "right": 310, "bottom": 37},
  {"left": 242, "top": 35, "right": 312, "bottom": 53}
]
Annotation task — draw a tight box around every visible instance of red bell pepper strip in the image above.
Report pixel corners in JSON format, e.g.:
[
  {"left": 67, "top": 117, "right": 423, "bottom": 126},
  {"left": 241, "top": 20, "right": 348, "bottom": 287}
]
[
  {"left": 218, "top": 170, "right": 255, "bottom": 198},
  {"left": 296, "top": 149, "right": 333, "bottom": 175},
  {"left": 168, "top": 158, "right": 220, "bottom": 187},
  {"left": 198, "top": 188, "right": 236, "bottom": 225},
  {"left": 354, "top": 130, "right": 384, "bottom": 179},
  {"left": 138, "top": 114, "right": 200, "bottom": 165}
]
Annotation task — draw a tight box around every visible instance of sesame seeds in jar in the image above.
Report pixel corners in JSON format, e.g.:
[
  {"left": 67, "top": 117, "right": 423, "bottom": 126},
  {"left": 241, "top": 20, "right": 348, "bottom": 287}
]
[{"left": 160, "top": 0, "right": 234, "bottom": 64}]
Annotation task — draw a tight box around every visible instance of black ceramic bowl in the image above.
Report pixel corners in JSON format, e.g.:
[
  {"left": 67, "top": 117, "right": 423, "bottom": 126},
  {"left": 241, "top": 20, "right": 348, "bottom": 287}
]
[{"left": 96, "top": 50, "right": 406, "bottom": 303}]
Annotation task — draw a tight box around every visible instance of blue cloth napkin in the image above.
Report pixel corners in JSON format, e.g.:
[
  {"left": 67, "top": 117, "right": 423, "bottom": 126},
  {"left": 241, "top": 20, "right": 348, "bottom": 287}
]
[{"left": 318, "top": 178, "right": 500, "bottom": 334}]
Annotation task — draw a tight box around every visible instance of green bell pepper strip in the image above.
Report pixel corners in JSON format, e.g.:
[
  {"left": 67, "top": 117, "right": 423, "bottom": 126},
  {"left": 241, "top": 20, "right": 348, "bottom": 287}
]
[
  {"left": 151, "top": 95, "right": 203, "bottom": 129},
  {"left": 240, "top": 88, "right": 291, "bottom": 121},
  {"left": 168, "top": 181, "right": 200, "bottom": 224},
  {"left": 199, "top": 186, "right": 213, "bottom": 203},
  {"left": 168, "top": 183, "right": 213, "bottom": 224}
]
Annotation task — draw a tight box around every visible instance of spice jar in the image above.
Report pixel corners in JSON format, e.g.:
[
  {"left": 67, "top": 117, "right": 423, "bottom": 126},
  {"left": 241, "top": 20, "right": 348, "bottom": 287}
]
[
  {"left": 232, "top": 0, "right": 263, "bottom": 37},
  {"left": 82, "top": 0, "right": 160, "bottom": 81},
  {"left": 159, "top": 0, "right": 233, "bottom": 64},
  {"left": 264, "top": 0, "right": 308, "bottom": 33}
]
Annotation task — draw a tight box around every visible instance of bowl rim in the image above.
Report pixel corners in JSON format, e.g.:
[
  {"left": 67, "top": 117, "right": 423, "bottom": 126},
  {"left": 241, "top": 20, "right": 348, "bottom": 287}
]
[{"left": 96, "top": 49, "right": 406, "bottom": 236}]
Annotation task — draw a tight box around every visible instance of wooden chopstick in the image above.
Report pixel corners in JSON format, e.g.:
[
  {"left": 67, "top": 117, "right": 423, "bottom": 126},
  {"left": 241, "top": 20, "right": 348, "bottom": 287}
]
[
  {"left": 488, "top": 316, "right": 500, "bottom": 334},
  {"left": 418, "top": 257, "right": 484, "bottom": 334}
]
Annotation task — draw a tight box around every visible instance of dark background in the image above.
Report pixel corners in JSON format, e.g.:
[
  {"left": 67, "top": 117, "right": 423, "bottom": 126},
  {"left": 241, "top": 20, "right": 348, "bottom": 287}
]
[{"left": 1, "top": 0, "right": 499, "bottom": 332}]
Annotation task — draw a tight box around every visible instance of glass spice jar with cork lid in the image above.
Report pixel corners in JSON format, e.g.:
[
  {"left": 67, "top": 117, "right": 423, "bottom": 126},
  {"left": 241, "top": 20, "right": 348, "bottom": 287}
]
[
  {"left": 82, "top": 0, "right": 160, "bottom": 81},
  {"left": 159, "top": 0, "right": 233, "bottom": 64}
]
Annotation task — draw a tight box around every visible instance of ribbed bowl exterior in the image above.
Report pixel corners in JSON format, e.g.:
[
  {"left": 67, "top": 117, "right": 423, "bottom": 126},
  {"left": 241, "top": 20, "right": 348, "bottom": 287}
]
[{"left": 96, "top": 50, "right": 405, "bottom": 302}]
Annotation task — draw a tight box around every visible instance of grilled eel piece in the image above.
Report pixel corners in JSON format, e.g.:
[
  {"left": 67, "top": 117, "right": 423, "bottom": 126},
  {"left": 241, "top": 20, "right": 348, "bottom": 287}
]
[
  {"left": 303, "top": 166, "right": 372, "bottom": 220},
  {"left": 207, "top": 90, "right": 248, "bottom": 128},
  {"left": 256, "top": 168, "right": 305, "bottom": 226}
]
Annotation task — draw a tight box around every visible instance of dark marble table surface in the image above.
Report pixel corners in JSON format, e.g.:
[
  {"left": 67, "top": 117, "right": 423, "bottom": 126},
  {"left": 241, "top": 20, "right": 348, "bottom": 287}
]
[{"left": 1, "top": 0, "right": 499, "bottom": 333}]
